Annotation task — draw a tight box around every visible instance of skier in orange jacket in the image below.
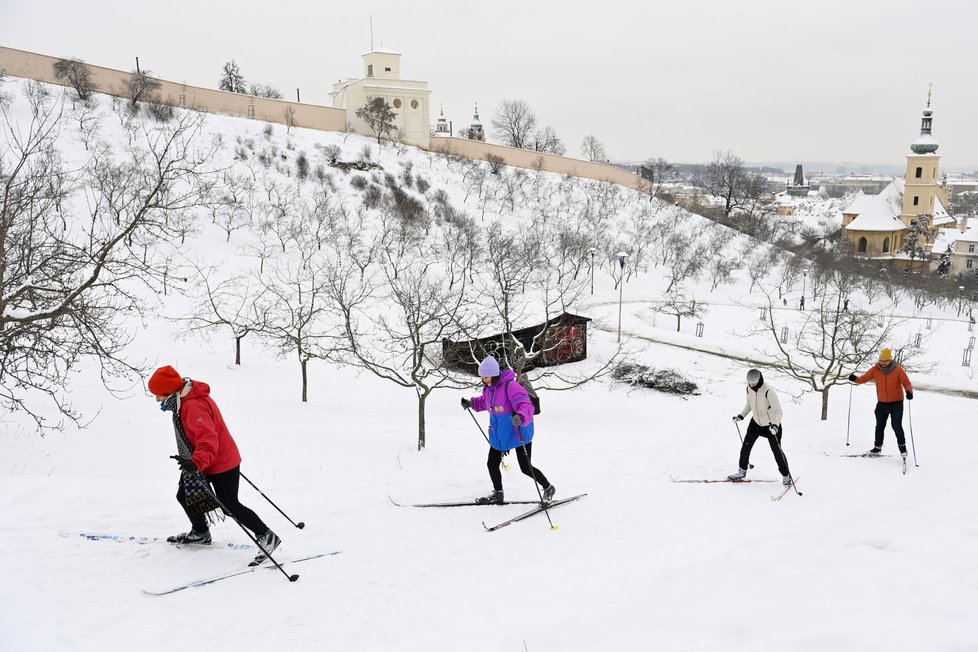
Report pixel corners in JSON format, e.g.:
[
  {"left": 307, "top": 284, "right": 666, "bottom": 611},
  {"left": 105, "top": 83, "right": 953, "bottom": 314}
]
[{"left": 848, "top": 348, "right": 913, "bottom": 458}]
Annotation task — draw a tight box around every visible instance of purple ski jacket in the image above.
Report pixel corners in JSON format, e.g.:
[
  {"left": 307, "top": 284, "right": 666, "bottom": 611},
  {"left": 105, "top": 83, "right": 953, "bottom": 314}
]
[{"left": 469, "top": 369, "right": 536, "bottom": 452}]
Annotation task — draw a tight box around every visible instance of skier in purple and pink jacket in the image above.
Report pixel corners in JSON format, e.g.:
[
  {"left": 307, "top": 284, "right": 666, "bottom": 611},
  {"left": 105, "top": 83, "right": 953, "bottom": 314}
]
[{"left": 461, "top": 355, "right": 556, "bottom": 505}]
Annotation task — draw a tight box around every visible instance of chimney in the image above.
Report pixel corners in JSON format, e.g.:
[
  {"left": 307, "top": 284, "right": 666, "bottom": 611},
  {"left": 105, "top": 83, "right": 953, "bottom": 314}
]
[{"left": 961, "top": 214, "right": 969, "bottom": 233}]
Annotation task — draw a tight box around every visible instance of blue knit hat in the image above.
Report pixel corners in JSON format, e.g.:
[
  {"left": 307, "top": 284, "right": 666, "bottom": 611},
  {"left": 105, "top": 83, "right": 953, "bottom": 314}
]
[{"left": 478, "top": 355, "right": 500, "bottom": 377}]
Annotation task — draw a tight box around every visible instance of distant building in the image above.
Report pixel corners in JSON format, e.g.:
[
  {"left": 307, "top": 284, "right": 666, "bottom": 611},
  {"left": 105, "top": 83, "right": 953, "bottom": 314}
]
[
  {"left": 434, "top": 104, "right": 450, "bottom": 135},
  {"left": 330, "top": 49, "right": 431, "bottom": 147},
  {"left": 842, "top": 93, "right": 955, "bottom": 264},
  {"left": 786, "top": 163, "right": 810, "bottom": 197},
  {"left": 465, "top": 103, "right": 485, "bottom": 141},
  {"left": 932, "top": 216, "right": 978, "bottom": 277}
]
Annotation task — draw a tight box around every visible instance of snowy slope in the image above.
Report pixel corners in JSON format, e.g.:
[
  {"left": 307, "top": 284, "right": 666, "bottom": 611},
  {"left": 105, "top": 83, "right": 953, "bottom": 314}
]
[{"left": 1, "top": 80, "right": 976, "bottom": 652}]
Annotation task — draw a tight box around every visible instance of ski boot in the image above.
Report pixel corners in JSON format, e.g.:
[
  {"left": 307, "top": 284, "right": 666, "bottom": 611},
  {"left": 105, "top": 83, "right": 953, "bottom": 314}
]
[
  {"left": 866, "top": 446, "right": 882, "bottom": 456},
  {"left": 250, "top": 529, "right": 281, "bottom": 566},
  {"left": 782, "top": 475, "right": 793, "bottom": 486},
  {"left": 475, "top": 490, "right": 504, "bottom": 505},
  {"left": 727, "top": 468, "right": 748, "bottom": 481},
  {"left": 167, "top": 530, "right": 212, "bottom": 545},
  {"left": 543, "top": 484, "right": 557, "bottom": 503}
]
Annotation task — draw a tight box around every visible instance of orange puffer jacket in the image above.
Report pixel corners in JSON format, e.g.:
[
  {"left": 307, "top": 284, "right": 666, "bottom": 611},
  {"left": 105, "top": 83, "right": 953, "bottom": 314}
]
[{"left": 855, "top": 363, "right": 913, "bottom": 403}]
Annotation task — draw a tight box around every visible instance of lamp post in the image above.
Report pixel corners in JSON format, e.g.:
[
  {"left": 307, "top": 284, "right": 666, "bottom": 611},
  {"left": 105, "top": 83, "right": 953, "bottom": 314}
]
[
  {"left": 616, "top": 251, "right": 628, "bottom": 343},
  {"left": 959, "top": 285, "right": 965, "bottom": 317},
  {"left": 588, "top": 247, "right": 597, "bottom": 295},
  {"left": 802, "top": 271, "right": 807, "bottom": 299}
]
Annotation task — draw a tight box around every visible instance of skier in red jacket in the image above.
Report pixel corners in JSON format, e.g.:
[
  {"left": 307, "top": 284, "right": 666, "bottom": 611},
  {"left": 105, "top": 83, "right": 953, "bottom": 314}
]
[{"left": 148, "top": 365, "right": 280, "bottom": 560}]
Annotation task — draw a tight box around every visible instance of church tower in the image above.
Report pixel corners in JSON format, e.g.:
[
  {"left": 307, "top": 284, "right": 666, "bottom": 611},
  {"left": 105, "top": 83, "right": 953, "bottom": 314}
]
[
  {"left": 900, "top": 88, "right": 950, "bottom": 226},
  {"left": 467, "top": 102, "right": 485, "bottom": 141}
]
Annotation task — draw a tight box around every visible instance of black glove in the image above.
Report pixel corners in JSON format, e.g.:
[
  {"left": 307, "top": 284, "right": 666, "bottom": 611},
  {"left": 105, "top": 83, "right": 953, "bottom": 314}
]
[
  {"left": 732, "top": 415, "right": 744, "bottom": 422},
  {"left": 906, "top": 392, "right": 913, "bottom": 400},
  {"left": 461, "top": 397, "right": 472, "bottom": 410},
  {"left": 170, "top": 455, "right": 198, "bottom": 473},
  {"left": 848, "top": 374, "right": 857, "bottom": 382},
  {"left": 501, "top": 449, "right": 510, "bottom": 457},
  {"left": 511, "top": 414, "right": 522, "bottom": 427}
]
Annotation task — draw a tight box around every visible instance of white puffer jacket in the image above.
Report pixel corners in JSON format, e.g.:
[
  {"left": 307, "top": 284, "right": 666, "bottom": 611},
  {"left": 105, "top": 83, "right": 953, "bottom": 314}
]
[{"left": 739, "top": 382, "right": 783, "bottom": 427}]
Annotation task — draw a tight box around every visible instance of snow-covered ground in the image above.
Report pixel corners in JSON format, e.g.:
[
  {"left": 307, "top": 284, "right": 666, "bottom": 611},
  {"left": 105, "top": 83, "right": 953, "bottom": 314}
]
[{"left": 1, "top": 80, "right": 976, "bottom": 651}]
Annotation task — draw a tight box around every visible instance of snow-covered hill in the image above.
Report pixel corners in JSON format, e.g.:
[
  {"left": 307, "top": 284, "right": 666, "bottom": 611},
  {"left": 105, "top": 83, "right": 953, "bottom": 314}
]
[{"left": 1, "top": 79, "right": 976, "bottom": 651}]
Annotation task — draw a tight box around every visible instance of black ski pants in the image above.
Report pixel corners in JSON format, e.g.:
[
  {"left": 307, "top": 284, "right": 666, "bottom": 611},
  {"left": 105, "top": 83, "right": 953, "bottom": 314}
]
[
  {"left": 176, "top": 466, "right": 269, "bottom": 536},
  {"left": 487, "top": 442, "right": 550, "bottom": 492},
  {"left": 739, "top": 419, "right": 790, "bottom": 476},
  {"left": 874, "top": 400, "right": 906, "bottom": 451}
]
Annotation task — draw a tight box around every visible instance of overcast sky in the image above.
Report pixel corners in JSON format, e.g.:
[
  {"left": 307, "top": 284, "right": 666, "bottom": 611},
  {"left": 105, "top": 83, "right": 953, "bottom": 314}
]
[{"left": 2, "top": 0, "right": 976, "bottom": 170}]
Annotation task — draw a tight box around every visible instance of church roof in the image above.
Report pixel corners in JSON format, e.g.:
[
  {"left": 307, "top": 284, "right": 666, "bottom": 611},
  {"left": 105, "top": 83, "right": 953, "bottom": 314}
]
[{"left": 843, "top": 181, "right": 906, "bottom": 232}]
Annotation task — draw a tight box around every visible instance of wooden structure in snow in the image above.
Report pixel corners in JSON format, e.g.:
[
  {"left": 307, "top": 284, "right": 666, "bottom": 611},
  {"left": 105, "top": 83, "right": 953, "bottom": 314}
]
[{"left": 442, "top": 312, "right": 591, "bottom": 375}]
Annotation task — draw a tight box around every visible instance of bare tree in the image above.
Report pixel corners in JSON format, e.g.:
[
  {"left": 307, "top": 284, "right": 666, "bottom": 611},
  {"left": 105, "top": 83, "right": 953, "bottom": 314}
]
[
  {"left": 485, "top": 153, "right": 506, "bottom": 175},
  {"left": 531, "top": 125, "right": 566, "bottom": 156},
  {"left": 249, "top": 82, "right": 283, "bottom": 99},
  {"left": 122, "top": 69, "right": 162, "bottom": 108},
  {"left": 328, "top": 239, "right": 475, "bottom": 450},
  {"left": 0, "top": 88, "right": 217, "bottom": 431},
  {"left": 491, "top": 99, "right": 537, "bottom": 149},
  {"left": 180, "top": 266, "right": 270, "bottom": 365},
  {"left": 639, "top": 157, "right": 673, "bottom": 200},
  {"left": 693, "top": 150, "right": 767, "bottom": 218},
  {"left": 581, "top": 135, "right": 606, "bottom": 162},
  {"left": 258, "top": 248, "right": 338, "bottom": 402},
  {"left": 355, "top": 97, "right": 397, "bottom": 145},
  {"left": 751, "top": 283, "right": 922, "bottom": 420},
  {"left": 283, "top": 105, "right": 297, "bottom": 135},
  {"left": 663, "top": 231, "right": 708, "bottom": 292},
  {"left": 52, "top": 58, "right": 96, "bottom": 100},
  {"left": 655, "top": 288, "right": 709, "bottom": 332}
]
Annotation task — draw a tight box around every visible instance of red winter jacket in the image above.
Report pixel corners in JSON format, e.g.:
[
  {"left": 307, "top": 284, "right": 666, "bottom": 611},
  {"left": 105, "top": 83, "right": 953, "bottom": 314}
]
[{"left": 179, "top": 381, "right": 241, "bottom": 475}]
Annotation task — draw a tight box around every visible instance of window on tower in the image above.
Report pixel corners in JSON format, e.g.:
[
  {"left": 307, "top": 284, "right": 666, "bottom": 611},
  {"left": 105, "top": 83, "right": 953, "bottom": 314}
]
[
  {"left": 913, "top": 196, "right": 919, "bottom": 206},
  {"left": 915, "top": 167, "right": 922, "bottom": 178}
]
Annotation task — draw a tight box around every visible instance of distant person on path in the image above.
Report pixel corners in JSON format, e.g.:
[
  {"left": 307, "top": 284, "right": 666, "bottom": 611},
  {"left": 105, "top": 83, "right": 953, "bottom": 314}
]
[
  {"left": 799, "top": 296, "right": 805, "bottom": 310},
  {"left": 848, "top": 348, "right": 913, "bottom": 458},
  {"left": 843, "top": 297, "right": 849, "bottom": 312},
  {"left": 148, "top": 365, "right": 280, "bottom": 562},
  {"left": 461, "top": 355, "right": 556, "bottom": 504},
  {"left": 729, "top": 368, "right": 792, "bottom": 485}
]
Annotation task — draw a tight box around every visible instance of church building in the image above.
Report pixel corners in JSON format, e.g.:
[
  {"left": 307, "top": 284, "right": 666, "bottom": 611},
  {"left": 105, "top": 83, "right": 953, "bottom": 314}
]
[
  {"left": 330, "top": 50, "right": 431, "bottom": 147},
  {"left": 841, "top": 93, "right": 954, "bottom": 264}
]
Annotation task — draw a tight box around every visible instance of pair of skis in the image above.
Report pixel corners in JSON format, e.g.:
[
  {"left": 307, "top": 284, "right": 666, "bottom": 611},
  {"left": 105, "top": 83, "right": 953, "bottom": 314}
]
[
  {"left": 670, "top": 476, "right": 802, "bottom": 501},
  {"left": 60, "top": 530, "right": 255, "bottom": 550},
  {"left": 835, "top": 452, "right": 909, "bottom": 474},
  {"left": 61, "top": 530, "right": 340, "bottom": 595},
  {"left": 390, "top": 494, "right": 588, "bottom": 531}
]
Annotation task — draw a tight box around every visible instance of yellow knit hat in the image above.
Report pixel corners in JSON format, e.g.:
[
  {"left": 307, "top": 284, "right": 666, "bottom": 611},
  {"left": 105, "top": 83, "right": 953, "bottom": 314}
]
[{"left": 879, "top": 348, "right": 893, "bottom": 361}]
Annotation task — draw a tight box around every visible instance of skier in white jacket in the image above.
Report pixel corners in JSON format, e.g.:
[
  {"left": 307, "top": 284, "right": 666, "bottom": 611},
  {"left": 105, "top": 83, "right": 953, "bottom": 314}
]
[{"left": 729, "top": 368, "right": 792, "bottom": 485}]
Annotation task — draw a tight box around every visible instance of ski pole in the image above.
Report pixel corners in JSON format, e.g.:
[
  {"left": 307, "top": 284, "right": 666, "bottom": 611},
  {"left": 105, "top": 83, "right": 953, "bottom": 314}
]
[
  {"left": 240, "top": 472, "right": 305, "bottom": 529},
  {"left": 733, "top": 421, "right": 754, "bottom": 469},
  {"left": 515, "top": 426, "right": 557, "bottom": 530},
  {"left": 770, "top": 430, "right": 803, "bottom": 497},
  {"left": 908, "top": 400, "right": 918, "bottom": 467},
  {"left": 467, "top": 407, "right": 510, "bottom": 471},
  {"left": 845, "top": 383, "right": 853, "bottom": 447},
  {"left": 193, "top": 471, "right": 298, "bottom": 583}
]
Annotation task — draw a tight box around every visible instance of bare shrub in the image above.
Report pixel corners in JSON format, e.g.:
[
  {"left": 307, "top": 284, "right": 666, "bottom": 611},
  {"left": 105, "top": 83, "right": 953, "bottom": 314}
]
[{"left": 52, "top": 58, "right": 96, "bottom": 100}]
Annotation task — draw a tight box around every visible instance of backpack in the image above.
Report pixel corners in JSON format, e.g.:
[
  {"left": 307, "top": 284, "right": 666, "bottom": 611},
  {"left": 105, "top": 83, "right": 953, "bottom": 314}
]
[{"left": 506, "top": 379, "right": 541, "bottom": 415}]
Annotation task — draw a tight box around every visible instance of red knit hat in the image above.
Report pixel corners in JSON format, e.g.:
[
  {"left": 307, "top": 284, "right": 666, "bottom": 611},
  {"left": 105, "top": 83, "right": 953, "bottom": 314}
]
[{"left": 148, "top": 365, "right": 184, "bottom": 397}]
